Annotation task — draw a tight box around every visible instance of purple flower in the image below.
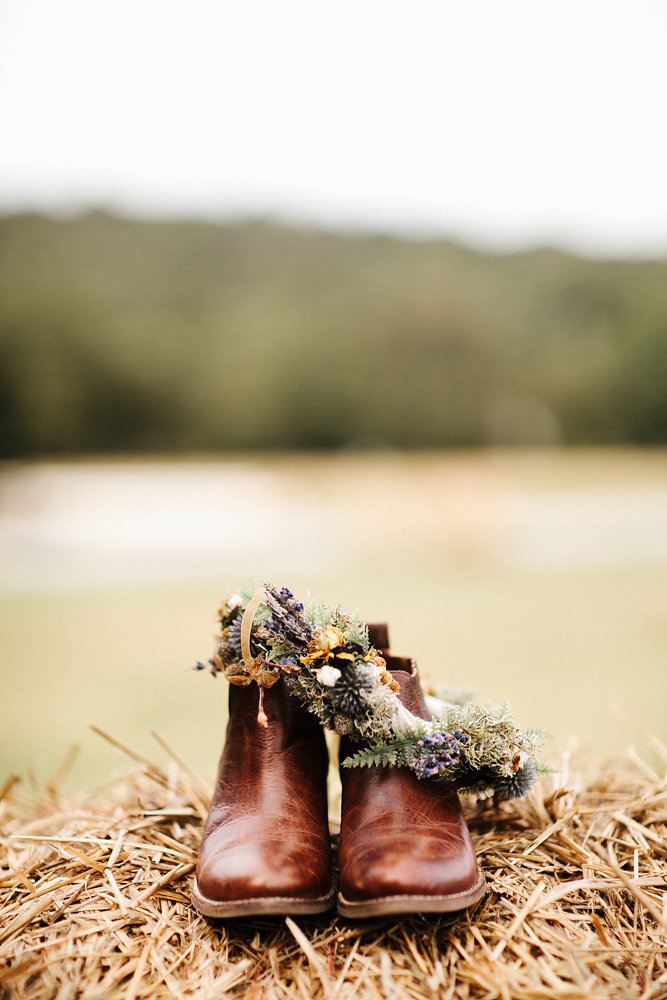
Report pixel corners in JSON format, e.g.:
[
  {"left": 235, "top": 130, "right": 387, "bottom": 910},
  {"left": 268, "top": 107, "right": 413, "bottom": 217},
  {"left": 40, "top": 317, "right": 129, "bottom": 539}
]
[{"left": 411, "top": 728, "right": 468, "bottom": 781}]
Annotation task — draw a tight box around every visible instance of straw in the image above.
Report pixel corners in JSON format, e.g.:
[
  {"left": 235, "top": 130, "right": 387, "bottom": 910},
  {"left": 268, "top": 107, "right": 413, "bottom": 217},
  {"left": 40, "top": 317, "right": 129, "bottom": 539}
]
[{"left": 1, "top": 734, "right": 666, "bottom": 998}]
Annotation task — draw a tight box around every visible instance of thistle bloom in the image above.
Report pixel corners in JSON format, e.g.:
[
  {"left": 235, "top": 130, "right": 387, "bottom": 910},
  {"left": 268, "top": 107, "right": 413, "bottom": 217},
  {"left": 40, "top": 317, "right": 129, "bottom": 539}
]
[
  {"left": 495, "top": 759, "right": 538, "bottom": 801},
  {"left": 324, "top": 665, "right": 373, "bottom": 717}
]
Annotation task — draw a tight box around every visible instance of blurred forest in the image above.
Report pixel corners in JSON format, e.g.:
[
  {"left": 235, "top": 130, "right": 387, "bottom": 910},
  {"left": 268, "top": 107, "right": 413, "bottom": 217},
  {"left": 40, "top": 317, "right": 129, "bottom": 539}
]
[{"left": 1, "top": 211, "right": 666, "bottom": 457}]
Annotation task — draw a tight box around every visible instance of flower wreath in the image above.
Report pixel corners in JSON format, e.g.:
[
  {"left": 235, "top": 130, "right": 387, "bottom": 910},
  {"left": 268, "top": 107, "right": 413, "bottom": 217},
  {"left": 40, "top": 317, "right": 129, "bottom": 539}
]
[{"left": 194, "top": 583, "right": 545, "bottom": 801}]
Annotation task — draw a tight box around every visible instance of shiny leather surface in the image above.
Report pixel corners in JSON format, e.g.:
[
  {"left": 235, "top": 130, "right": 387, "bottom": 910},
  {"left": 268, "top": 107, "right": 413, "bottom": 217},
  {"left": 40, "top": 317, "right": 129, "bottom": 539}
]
[
  {"left": 196, "top": 679, "right": 332, "bottom": 902},
  {"left": 339, "top": 660, "right": 481, "bottom": 902}
]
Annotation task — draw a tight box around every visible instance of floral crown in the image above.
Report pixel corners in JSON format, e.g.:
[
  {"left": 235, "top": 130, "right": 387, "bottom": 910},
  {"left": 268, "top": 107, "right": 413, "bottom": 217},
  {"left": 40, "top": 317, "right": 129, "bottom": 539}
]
[{"left": 194, "top": 583, "right": 545, "bottom": 801}]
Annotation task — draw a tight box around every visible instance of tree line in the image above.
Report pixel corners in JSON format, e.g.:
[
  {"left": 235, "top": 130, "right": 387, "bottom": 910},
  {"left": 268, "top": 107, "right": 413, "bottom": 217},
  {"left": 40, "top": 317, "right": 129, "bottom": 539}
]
[{"left": 1, "top": 211, "right": 665, "bottom": 456}]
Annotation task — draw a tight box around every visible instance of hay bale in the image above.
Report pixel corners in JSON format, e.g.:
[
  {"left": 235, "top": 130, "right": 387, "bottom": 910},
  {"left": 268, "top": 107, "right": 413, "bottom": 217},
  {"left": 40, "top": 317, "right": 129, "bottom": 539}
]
[{"left": 1, "top": 729, "right": 666, "bottom": 999}]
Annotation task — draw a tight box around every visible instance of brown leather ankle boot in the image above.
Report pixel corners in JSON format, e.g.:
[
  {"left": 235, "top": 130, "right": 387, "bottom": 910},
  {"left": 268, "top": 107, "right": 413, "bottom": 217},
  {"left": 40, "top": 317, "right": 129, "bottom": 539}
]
[
  {"left": 338, "top": 631, "right": 486, "bottom": 918},
  {"left": 192, "top": 678, "right": 335, "bottom": 918}
]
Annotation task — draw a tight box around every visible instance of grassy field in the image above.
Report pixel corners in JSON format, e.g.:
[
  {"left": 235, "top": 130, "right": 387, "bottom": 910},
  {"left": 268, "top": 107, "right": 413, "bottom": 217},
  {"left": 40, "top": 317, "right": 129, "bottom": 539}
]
[{"left": 2, "top": 449, "right": 667, "bottom": 790}]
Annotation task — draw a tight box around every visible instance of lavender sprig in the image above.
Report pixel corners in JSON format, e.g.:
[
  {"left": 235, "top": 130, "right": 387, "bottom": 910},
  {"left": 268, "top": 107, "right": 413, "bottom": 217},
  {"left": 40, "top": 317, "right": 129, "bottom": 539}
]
[
  {"left": 411, "top": 729, "right": 469, "bottom": 780},
  {"left": 262, "top": 584, "right": 313, "bottom": 649}
]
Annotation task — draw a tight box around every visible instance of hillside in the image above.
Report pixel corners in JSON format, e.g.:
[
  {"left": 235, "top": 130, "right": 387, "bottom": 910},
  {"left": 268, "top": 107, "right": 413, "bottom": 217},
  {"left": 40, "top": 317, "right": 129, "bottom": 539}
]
[{"left": 1, "top": 212, "right": 666, "bottom": 455}]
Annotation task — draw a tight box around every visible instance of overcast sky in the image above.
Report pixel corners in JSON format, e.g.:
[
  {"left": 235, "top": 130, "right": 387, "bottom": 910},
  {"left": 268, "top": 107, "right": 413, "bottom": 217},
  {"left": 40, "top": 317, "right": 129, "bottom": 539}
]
[{"left": 0, "top": 0, "right": 665, "bottom": 254}]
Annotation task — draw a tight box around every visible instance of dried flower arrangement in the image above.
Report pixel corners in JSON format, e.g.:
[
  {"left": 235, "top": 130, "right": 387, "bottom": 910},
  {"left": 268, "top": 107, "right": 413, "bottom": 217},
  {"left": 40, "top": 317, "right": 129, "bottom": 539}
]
[{"left": 194, "top": 583, "right": 545, "bottom": 800}]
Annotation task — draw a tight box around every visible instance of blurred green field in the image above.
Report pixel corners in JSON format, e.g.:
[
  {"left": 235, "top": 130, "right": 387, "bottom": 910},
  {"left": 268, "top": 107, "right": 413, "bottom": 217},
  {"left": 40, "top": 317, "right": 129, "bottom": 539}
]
[{"left": 2, "top": 449, "right": 667, "bottom": 790}]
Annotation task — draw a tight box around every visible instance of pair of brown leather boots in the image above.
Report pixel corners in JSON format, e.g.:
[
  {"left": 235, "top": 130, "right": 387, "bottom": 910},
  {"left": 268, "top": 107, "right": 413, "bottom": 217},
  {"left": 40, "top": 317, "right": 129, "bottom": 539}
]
[{"left": 192, "top": 624, "right": 486, "bottom": 918}]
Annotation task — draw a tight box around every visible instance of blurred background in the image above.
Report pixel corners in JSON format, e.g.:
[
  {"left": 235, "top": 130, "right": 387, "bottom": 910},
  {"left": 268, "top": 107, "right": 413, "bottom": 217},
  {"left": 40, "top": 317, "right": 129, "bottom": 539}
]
[{"left": 1, "top": 0, "right": 666, "bottom": 789}]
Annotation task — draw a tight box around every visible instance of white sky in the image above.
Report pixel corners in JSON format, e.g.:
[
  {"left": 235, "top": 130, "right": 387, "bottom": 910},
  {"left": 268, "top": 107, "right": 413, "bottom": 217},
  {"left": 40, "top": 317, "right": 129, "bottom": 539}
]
[{"left": 0, "top": 0, "right": 665, "bottom": 254}]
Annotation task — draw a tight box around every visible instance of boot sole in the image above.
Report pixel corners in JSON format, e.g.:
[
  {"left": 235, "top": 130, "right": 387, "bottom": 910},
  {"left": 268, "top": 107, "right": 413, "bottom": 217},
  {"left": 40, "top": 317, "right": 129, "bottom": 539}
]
[
  {"left": 191, "top": 878, "right": 337, "bottom": 919},
  {"left": 337, "top": 871, "right": 487, "bottom": 918}
]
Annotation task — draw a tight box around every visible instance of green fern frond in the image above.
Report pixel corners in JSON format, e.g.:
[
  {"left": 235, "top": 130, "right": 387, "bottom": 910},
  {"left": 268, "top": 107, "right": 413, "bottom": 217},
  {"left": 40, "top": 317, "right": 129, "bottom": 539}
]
[
  {"left": 342, "top": 728, "right": 428, "bottom": 770},
  {"left": 343, "top": 746, "right": 399, "bottom": 769}
]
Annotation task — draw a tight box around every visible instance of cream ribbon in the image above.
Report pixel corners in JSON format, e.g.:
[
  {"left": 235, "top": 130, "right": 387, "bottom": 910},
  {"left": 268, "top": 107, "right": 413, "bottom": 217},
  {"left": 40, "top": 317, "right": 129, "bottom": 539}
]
[
  {"left": 240, "top": 586, "right": 270, "bottom": 727},
  {"left": 240, "top": 586, "right": 265, "bottom": 669}
]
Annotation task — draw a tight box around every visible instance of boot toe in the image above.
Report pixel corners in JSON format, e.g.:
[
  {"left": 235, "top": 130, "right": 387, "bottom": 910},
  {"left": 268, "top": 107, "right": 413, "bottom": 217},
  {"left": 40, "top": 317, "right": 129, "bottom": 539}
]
[
  {"left": 197, "top": 834, "right": 330, "bottom": 903},
  {"left": 340, "top": 833, "right": 480, "bottom": 904}
]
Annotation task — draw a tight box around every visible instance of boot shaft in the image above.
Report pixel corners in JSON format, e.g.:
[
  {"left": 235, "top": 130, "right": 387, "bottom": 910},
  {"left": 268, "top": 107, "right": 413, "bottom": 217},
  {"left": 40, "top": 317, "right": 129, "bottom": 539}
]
[
  {"left": 195, "top": 677, "right": 334, "bottom": 913},
  {"left": 208, "top": 678, "right": 329, "bottom": 821},
  {"left": 338, "top": 653, "right": 483, "bottom": 913}
]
